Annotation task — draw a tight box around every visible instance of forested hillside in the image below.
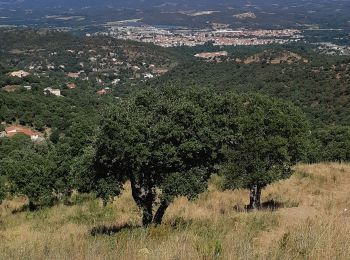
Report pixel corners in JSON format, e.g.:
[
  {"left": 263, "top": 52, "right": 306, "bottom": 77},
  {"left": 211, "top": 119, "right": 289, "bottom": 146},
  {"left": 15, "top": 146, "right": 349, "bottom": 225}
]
[
  {"left": 153, "top": 46, "right": 350, "bottom": 127},
  {"left": 0, "top": 29, "right": 185, "bottom": 133},
  {"left": 0, "top": 29, "right": 183, "bottom": 79},
  {"left": 1, "top": 30, "right": 350, "bottom": 176},
  {"left": 1, "top": 29, "right": 350, "bottom": 183},
  {"left": 146, "top": 45, "right": 350, "bottom": 162},
  {"left": 1, "top": 27, "right": 350, "bottom": 260}
]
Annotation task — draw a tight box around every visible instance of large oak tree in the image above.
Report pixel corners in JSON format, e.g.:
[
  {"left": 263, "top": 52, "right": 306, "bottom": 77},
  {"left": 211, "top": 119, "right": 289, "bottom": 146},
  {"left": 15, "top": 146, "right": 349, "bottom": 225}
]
[{"left": 92, "top": 86, "right": 240, "bottom": 226}]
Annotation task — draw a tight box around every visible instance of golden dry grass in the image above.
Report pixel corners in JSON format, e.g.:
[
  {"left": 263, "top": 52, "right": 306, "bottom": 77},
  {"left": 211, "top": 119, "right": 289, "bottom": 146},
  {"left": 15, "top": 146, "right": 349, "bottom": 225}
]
[{"left": 1, "top": 163, "right": 350, "bottom": 259}]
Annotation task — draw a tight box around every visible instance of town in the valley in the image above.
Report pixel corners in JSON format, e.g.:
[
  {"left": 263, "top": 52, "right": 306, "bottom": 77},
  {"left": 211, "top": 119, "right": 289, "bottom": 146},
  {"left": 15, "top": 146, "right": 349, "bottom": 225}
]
[{"left": 104, "top": 24, "right": 304, "bottom": 47}]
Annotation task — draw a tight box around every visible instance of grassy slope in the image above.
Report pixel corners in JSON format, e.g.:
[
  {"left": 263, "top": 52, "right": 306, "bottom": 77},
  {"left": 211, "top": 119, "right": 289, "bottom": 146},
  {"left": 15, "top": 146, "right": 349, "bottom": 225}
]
[{"left": 1, "top": 163, "right": 350, "bottom": 259}]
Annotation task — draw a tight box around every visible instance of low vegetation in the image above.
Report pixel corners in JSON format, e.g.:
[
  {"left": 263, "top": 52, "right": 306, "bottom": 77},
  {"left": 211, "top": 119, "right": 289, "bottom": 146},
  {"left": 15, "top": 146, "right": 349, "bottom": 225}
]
[{"left": 1, "top": 163, "right": 349, "bottom": 259}]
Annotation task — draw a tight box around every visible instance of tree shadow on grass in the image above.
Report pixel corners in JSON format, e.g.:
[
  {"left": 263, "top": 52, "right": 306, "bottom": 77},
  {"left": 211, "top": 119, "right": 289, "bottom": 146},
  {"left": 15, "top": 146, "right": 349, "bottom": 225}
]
[
  {"left": 233, "top": 200, "right": 285, "bottom": 213},
  {"left": 90, "top": 223, "right": 138, "bottom": 236},
  {"left": 260, "top": 200, "right": 284, "bottom": 211},
  {"left": 11, "top": 204, "right": 30, "bottom": 214},
  {"left": 11, "top": 203, "right": 43, "bottom": 214}
]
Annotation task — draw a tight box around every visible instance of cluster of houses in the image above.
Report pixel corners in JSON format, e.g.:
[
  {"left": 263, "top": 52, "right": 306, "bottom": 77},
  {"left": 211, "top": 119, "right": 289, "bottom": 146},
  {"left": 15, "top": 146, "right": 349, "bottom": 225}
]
[
  {"left": 2, "top": 74, "right": 114, "bottom": 97},
  {"left": 24, "top": 47, "right": 166, "bottom": 85},
  {"left": 3, "top": 70, "right": 78, "bottom": 96},
  {"left": 0, "top": 71, "right": 31, "bottom": 92},
  {"left": 3, "top": 45, "right": 170, "bottom": 99}
]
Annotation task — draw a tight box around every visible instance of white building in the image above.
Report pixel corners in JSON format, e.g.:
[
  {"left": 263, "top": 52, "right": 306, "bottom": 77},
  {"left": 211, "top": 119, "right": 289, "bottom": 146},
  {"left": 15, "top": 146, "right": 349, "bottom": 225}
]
[
  {"left": 44, "top": 87, "right": 61, "bottom": 97},
  {"left": 112, "top": 78, "right": 121, "bottom": 85},
  {"left": 9, "top": 70, "right": 30, "bottom": 78},
  {"left": 144, "top": 73, "right": 154, "bottom": 79}
]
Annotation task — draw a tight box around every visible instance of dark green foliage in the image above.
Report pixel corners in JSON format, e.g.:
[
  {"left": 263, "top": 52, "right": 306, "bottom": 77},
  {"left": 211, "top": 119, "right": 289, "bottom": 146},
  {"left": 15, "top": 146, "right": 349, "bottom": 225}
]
[
  {"left": 221, "top": 94, "right": 309, "bottom": 209},
  {"left": 314, "top": 126, "right": 350, "bottom": 162},
  {"left": 50, "top": 128, "right": 60, "bottom": 144},
  {"left": 0, "top": 29, "right": 187, "bottom": 205},
  {"left": 51, "top": 118, "right": 98, "bottom": 201},
  {"left": 92, "top": 86, "right": 233, "bottom": 225},
  {"left": 0, "top": 116, "right": 100, "bottom": 206},
  {"left": 0, "top": 28, "right": 345, "bottom": 217},
  {"left": 0, "top": 147, "right": 57, "bottom": 209},
  {"left": 0, "top": 134, "right": 32, "bottom": 155},
  {"left": 0, "top": 136, "right": 32, "bottom": 204},
  {"left": 0, "top": 28, "right": 185, "bottom": 136},
  {"left": 0, "top": 87, "right": 106, "bottom": 133},
  {"left": 151, "top": 50, "right": 350, "bottom": 127}
]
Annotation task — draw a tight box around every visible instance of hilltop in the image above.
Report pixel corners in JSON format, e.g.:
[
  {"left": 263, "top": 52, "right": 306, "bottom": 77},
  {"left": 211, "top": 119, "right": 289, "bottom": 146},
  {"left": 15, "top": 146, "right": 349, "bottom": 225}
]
[
  {"left": 0, "top": 29, "right": 186, "bottom": 135},
  {"left": 0, "top": 29, "right": 183, "bottom": 86}
]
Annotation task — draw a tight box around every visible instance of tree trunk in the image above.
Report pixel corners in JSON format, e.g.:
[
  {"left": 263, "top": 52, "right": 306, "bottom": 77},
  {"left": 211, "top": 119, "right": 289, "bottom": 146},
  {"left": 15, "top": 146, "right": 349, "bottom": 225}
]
[
  {"left": 130, "top": 177, "right": 156, "bottom": 227},
  {"left": 28, "top": 200, "right": 38, "bottom": 211},
  {"left": 248, "top": 184, "right": 261, "bottom": 210},
  {"left": 142, "top": 203, "right": 154, "bottom": 226},
  {"left": 153, "top": 200, "right": 169, "bottom": 225}
]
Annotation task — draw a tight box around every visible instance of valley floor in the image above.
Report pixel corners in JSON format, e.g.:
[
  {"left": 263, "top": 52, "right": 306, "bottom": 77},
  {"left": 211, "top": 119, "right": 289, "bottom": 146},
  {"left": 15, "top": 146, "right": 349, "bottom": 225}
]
[{"left": 1, "top": 163, "right": 350, "bottom": 259}]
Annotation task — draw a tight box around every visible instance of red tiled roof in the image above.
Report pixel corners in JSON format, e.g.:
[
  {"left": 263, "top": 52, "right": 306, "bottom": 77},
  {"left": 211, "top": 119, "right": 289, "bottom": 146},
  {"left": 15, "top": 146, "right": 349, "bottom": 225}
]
[
  {"left": 67, "top": 83, "right": 76, "bottom": 89},
  {"left": 97, "top": 89, "right": 107, "bottom": 95},
  {"left": 5, "top": 126, "right": 38, "bottom": 137}
]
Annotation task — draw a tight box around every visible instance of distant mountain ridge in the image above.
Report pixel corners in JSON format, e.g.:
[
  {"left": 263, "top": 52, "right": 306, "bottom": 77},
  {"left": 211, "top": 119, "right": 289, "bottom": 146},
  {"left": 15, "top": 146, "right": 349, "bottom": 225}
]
[
  {"left": 2, "top": 0, "right": 346, "bottom": 10},
  {"left": 1, "top": 0, "right": 349, "bottom": 31}
]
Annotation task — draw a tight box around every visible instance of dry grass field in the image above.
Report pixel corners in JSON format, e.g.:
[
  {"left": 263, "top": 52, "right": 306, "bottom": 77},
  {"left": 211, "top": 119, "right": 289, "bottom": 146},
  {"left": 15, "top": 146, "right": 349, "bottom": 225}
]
[{"left": 1, "top": 163, "right": 350, "bottom": 259}]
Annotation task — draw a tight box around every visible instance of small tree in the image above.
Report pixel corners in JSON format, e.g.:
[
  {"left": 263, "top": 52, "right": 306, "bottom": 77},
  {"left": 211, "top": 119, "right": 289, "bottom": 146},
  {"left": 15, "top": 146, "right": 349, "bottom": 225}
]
[
  {"left": 222, "top": 94, "right": 309, "bottom": 210},
  {"left": 0, "top": 148, "right": 57, "bottom": 210},
  {"left": 92, "top": 87, "right": 236, "bottom": 226},
  {"left": 0, "top": 134, "right": 32, "bottom": 204}
]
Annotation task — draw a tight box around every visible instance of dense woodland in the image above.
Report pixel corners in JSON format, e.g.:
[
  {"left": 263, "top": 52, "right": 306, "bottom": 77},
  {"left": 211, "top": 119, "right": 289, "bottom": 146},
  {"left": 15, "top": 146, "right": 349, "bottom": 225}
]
[
  {"left": 1, "top": 29, "right": 350, "bottom": 222},
  {"left": 150, "top": 45, "right": 350, "bottom": 162}
]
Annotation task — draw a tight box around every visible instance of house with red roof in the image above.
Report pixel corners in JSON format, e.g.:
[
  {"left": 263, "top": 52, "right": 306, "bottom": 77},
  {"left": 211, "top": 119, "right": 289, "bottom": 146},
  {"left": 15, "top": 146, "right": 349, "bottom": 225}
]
[
  {"left": 97, "top": 89, "right": 107, "bottom": 95},
  {"left": 67, "top": 83, "right": 76, "bottom": 89},
  {"left": 3, "top": 126, "right": 40, "bottom": 141},
  {"left": 97, "top": 88, "right": 111, "bottom": 95}
]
